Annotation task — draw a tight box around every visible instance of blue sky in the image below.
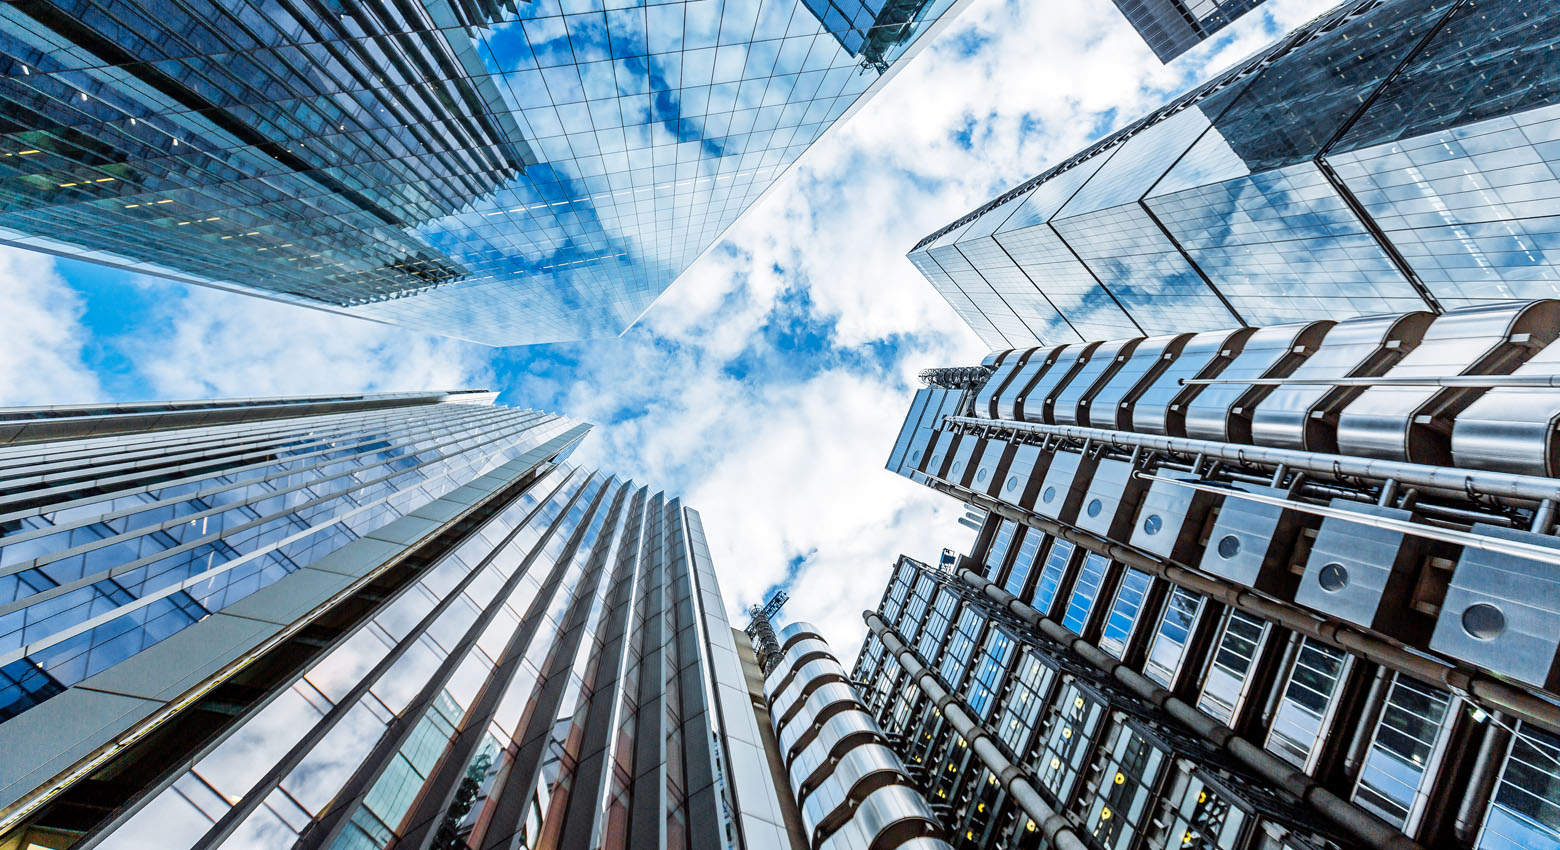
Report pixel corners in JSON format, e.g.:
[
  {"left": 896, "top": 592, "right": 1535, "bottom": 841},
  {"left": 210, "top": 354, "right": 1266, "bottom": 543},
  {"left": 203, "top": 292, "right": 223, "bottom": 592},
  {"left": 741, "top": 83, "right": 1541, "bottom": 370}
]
[{"left": 0, "top": 0, "right": 1328, "bottom": 656}]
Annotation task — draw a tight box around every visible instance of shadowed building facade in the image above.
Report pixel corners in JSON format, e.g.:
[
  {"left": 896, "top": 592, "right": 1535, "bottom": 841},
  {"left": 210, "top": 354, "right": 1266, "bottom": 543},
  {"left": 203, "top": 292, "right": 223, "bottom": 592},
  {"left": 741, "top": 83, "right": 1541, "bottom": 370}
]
[
  {"left": 1109, "top": 0, "right": 1270, "bottom": 62},
  {"left": 0, "top": 0, "right": 969, "bottom": 345},
  {"left": 0, "top": 391, "right": 802, "bottom": 850},
  {"left": 909, "top": 0, "right": 1560, "bottom": 350}
]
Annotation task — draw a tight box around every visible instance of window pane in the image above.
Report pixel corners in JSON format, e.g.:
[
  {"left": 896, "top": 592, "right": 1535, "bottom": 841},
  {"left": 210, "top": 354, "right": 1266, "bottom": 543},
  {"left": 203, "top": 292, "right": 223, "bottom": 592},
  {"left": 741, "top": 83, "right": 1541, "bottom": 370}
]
[
  {"left": 1099, "top": 569, "right": 1152, "bottom": 659},
  {"left": 1143, "top": 588, "right": 1203, "bottom": 687}
]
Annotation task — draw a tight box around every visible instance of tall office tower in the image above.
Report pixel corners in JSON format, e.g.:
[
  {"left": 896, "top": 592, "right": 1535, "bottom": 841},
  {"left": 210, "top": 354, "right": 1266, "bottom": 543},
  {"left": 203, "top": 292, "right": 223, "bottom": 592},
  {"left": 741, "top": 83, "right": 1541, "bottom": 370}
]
[
  {"left": 0, "top": 392, "right": 796, "bottom": 850},
  {"left": 909, "top": 0, "right": 1560, "bottom": 351},
  {"left": 1109, "top": 0, "right": 1270, "bottom": 62},
  {"left": 0, "top": 0, "right": 968, "bottom": 346},
  {"left": 760, "top": 620, "right": 953, "bottom": 850},
  {"left": 862, "top": 303, "right": 1560, "bottom": 849}
]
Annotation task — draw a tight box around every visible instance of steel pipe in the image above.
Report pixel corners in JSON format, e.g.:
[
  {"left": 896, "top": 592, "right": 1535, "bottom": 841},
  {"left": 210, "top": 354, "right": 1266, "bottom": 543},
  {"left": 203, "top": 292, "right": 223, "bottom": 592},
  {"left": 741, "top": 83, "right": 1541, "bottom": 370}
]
[
  {"left": 950, "top": 570, "right": 1422, "bottom": 850},
  {"left": 864, "top": 613, "right": 1090, "bottom": 850},
  {"left": 943, "top": 414, "right": 1560, "bottom": 504},
  {"left": 1181, "top": 374, "right": 1560, "bottom": 388},
  {"left": 925, "top": 477, "right": 1560, "bottom": 735}
]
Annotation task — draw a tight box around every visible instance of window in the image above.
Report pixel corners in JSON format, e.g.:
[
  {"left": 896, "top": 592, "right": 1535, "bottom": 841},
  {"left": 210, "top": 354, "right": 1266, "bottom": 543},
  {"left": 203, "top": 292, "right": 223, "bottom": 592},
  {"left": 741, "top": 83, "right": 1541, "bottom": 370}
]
[
  {"left": 1098, "top": 569, "right": 1152, "bottom": 659},
  {"left": 1004, "top": 528, "right": 1043, "bottom": 597},
  {"left": 1032, "top": 539, "right": 1076, "bottom": 614},
  {"left": 1143, "top": 588, "right": 1204, "bottom": 687},
  {"left": 1197, "top": 611, "right": 1270, "bottom": 726},
  {"left": 996, "top": 650, "right": 1053, "bottom": 755},
  {"left": 1061, "top": 553, "right": 1111, "bottom": 634},
  {"left": 1034, "top": 683, "right": 1104, "bottom": 806},
  {"left": 901, "top": 574, "right": 937, "bottom": 636},
  {"left": 1479, "top": 722, "right": 1560, "bottom": 850},
  {"left": 882, "top": 566, "right": 913, "bottom": 622},
  {"left": 967, "top": 629, "right": 1015, "bottom": 720},
  {"left": 939, "top": 607, "right": 984, "bottom": 688},
  {"left": 1266, "top": 638, "right": 1352, "bottom": 771},
  {"left": 916, "top": 590, "right": 958, "bottom": 663},
  {"left": 985, "top": 520, "right": 1017, "bottom": 577},
  {"left": 1085, "top": 726, "right": 1167, "bottom": 850},
  {"left": 1354, "top": 675, "right": 1454, "bottom": 829}
]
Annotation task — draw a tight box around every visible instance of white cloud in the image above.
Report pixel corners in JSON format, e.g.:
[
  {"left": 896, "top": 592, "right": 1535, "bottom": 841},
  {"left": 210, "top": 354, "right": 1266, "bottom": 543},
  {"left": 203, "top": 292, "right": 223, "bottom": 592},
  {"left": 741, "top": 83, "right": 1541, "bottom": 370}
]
[
  {"left": 0, "top": 246, "right": 102, "bottom": 406},
  {"left": 123, "top": 283, "right": 494, "bottom": 400}
]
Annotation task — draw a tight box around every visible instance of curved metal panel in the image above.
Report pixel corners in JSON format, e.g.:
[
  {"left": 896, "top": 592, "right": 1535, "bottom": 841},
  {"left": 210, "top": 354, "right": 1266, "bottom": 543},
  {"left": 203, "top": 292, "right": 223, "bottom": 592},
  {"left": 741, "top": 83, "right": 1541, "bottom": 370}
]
[
  {"left": 1088, "top": 333, "right": 1195, "bottom": 429},
  {"left": 1182, "top": 321, "right": 1332, "bottom": 443},
  {"left": 1013, "top": 341, "right": 1102, "bottom": 423},
  {"left": 800, "top": 744, "right": 905, "bottom": 835},
  {"left": 777, "top": 621, "right": 824, "bottom": 650},
  {"left": 789, "top": 708, "right": 881, "bottom": 792},
  {"left": 1250, "top": 311, "right": 1432, "bottom": 452},
  {"left": 973, "top": 349, "right": 1026, "bottom": 419},
  {"left": 1336, "top": 301, "right": 1560, "bottom": 464},
  {"left": 1452, "top": 334, "right": 1560, "bottom": 476},
  {"left": 771, "top": 657, "right": 849, "bottom": 731},
  {"left": 1131, "top": 329, "right": 1250, "bottom": 436},
  {"left": 994, "top": 345, "right": 1066, "bottom": 421},
  {"left": 763, "top": 637, "right": 838, "bottom": 698},
  {"left": 851, "top": 783, "right": 940, "bottom": 850},
  {"left": 778, "top": 682, "right": 860, "bottom": 756},
  {"left": 1053, "top": 337, "right": 1145, "bottom": 426}
]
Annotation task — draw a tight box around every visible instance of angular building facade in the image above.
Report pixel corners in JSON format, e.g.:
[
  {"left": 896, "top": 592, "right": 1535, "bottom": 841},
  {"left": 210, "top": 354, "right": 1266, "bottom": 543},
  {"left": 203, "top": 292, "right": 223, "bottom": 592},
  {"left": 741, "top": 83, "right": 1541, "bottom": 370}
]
[
  {"left": 909, "top": 0, "right": 1560, "bottom": 350},
  {"left": 861, "top": 303, "right": 1560, "bottom": 849},
  {"left": 0, "top": 392, "right": 798, "bottom": 850},
  {"left": 1109, "top": 0, "right": 1270, "bottom": 63},
  {"left": 0, "top": 0, "right": 970, "bottom": 346}
]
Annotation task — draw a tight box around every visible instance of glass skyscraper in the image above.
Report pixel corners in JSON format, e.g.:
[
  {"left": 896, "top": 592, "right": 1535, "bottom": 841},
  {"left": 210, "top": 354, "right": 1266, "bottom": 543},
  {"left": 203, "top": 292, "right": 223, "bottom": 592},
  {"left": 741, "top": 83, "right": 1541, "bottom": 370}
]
[
  {"left": 1109, "top": 0, "right": 1271, "bottom": 62},
  {"left": 910, "top": 0, "right": 1560, "bottom": 351},
  {"left": 0, "top": 391, "right": 801, "bottom": 850},
  {"left": 0, "top": 0, "right": 967, "bottom": 346},
  {"left": 859, "top": 299, "right": 1560, "bottom": 849}
]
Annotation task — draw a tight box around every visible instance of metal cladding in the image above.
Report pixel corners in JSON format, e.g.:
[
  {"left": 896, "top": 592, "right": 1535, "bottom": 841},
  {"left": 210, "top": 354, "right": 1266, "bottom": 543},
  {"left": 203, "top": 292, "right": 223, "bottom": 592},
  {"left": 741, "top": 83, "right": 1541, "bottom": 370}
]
[
  {"left": 762, "top": 622, "right": 950, "bottom": 850},
  {"left": 1431, "top": 525, "right": 1560, "bottom": 690},
  {"left": 1052, "top": 337, "right": 1144, "bottom": 427},
  {"left": 909, "top": 0, "right": 1560, "bottom": 352},
  {"left": 1296, "top": 502, "right": 1433, "bottom": 641},
  {"left": 0, "top": 393, "right": 797, "bottom": 850},
  {"left": 883, "top": 300, "right": 1560, "bottom": 849}
]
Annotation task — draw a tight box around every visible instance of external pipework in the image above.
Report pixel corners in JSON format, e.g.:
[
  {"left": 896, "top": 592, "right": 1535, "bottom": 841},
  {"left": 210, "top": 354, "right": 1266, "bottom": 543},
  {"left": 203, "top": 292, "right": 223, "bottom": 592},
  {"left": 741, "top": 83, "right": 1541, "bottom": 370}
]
[
  {"left": 862, "top": 612, "right": 1091, "bottom": 850},
  {"left": 928, "top": 477, "right": 1560, "bottom": 733},
  {"left": 949, "top": 569, "right": 1422, "bottom": 850}
]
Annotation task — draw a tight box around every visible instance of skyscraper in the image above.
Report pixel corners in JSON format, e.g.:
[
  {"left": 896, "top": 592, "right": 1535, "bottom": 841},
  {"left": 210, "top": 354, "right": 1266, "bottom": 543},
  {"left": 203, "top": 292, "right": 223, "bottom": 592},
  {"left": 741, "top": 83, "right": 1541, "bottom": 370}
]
[
  {"left": 909, "top": 0, "right": 1560, "bottom": 350},
  {"left": 0, "top": 0, "right": 969, "bottom": 346},
  {"left": 0, "top": 391, "right": 797, "bottom": 850},
  {"left": 857, "top": 304, "right": 1560, "bottom": 849},
  {"left": 1109, "top": 0, "right": 1271, "bottom": 62}
]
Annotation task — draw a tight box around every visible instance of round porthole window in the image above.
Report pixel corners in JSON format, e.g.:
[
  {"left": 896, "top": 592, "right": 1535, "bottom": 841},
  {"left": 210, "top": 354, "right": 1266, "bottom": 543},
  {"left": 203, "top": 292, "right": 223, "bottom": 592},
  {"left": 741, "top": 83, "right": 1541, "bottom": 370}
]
[
  {"left": 1005, "top": 476, "right": 1019, "bottom": 493},
  {"left": 1317, "top": 562, "right": 1349, "bottom": 592},
  {"left": 1462, "top": 603, "right": 1506, "bottom": 641},
  {"left": 1042, "top": 486, "right": 1057, "bottom": 504},
  {"left": 1086, "top": 499, "right": 1104, "bottom": 518},
  {"left": 1216, "top": 534, "right": 1241, "bottom": 559},
  {"left": 910, "top": 450, "right": 921, "bottom": 463},
  {"left": 951, "top": 461, "right": 963, "bottom": 475},
  {"left": 1142, "top": 514, "right": 1163, "bottom": 536},
  {"left": 977, "top": 468, "right": 989, "bottom": 483}
]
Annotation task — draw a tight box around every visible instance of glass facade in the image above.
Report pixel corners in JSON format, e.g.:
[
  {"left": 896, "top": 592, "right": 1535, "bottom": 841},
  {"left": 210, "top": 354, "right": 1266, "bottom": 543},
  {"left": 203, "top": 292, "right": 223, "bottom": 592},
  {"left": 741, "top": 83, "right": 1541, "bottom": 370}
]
[
  {"left": 910, "top": 0, "right": 1560, "bottom": 350},
  {"left": 1109, "top": 0, "right": 1271, "bottom": 63},
  {"left": 0, "top": 392, "right": 792, "bottom": 850},
  {"left": 0, "top": 0, "right": 966, "bottom": 345}
]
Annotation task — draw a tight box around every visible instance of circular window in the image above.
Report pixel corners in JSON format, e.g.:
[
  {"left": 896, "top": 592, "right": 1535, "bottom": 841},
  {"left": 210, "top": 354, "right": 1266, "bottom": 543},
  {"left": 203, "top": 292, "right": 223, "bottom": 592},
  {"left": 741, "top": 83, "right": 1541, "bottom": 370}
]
[
  {"left": 910, "top": 450, "right": 921, "bottom": 463},
  {"left": 1216, "top": 535, "right": 1241, "bottom": 559},
  {"left": 951, "top": 461, "right": 963, "bottom": 475},
  {"left": 1142, "top": 514, "right": 1163, "bottom": 536},
  {"left": 1462, "top": 603, "right": 1506, "bottom": 641},
  {"left": 1086, "top": 499, "right": 1104, "bottom": 517},
  {"left": 1317, "top": 562, "right": 1349, "bottom": 592},
  {"left": 976, "top": 468, "right": 989, "bottom": 483},
  {"left": 1042, "top": 486, "right": 1057, "bottom": 504},
  {"left": 1005, "top": 476, "right": 1019, "bottom": 493}
]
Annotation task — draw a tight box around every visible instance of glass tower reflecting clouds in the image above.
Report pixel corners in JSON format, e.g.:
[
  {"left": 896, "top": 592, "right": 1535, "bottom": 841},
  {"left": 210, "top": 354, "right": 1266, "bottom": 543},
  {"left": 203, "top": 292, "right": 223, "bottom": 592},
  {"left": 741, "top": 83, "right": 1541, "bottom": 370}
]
[
  {"left": 1109, "top": 0, "right": 1271, "bottom": 62},
  {"left": 911, "top": 0, "right": 1560, "bottom": 351},
  {"left": 0, "top": 392, "right": 795, "bottom": 850},
  {"left": 0, "top": 0, "right": 965, "bottom": 345}
]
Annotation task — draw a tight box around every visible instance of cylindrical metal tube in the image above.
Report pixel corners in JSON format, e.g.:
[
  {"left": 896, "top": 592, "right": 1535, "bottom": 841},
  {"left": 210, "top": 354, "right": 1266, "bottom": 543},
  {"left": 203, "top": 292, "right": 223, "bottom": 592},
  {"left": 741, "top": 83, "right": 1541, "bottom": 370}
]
[
  {"left": 944, "top": 415, "right": 1560, "bottom": 504},
  {"left": 953, "top": 569, "right": 1423, "bottom": 850},
  {"left": 1181, "top": 374, "right": 1560, "bottom": 388},
  {"left": 864, "top": 613, "right": 1091, "bottom": 850},
  {"left": 930, "top": 479, "right": 1560, "bottom": 734},
  {"left": 1453, "top": 713, "right": 1513, "bottom": 844}
]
